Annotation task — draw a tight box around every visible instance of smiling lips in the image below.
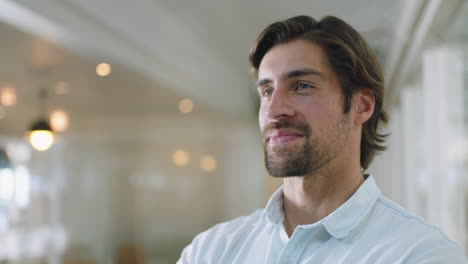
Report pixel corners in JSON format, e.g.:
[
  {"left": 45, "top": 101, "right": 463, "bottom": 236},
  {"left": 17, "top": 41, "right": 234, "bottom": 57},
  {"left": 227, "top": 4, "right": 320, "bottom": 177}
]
[{"left": 268, "top": 130, "right": 304, "bottom": 145}]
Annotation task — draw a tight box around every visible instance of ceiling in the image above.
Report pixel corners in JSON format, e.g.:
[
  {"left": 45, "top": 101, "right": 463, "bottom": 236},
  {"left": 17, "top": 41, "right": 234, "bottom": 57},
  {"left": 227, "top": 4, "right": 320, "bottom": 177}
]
[{"left": 0, "top": 0, "right": 400, "bottom": 135}]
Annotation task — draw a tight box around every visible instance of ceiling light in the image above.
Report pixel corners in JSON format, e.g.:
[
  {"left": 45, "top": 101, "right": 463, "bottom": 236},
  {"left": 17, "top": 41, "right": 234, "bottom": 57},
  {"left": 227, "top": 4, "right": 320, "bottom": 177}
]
[
  {"left": 172, "top": 150, "right": 190, "bottom": 167},
  {"left": 50, "top": 110, "right": 69, "bottom": 132},
  {"left": 96, "top": 63, "right": 111, "bottom": 76},
  {"left": 1, "top": 86, "right": 16, "bottom": 106},
  {"left": 200, "top": 155, "right": 217, "bottom": 172},
  {"left": 27, "top": 86, "right": 55, "bottom": 151},
  {"left": 178, "top": 99, "right": 194, "bottom": 113},
  {"left": 28, "top": 119, "right": 54, "bottom": 151}
]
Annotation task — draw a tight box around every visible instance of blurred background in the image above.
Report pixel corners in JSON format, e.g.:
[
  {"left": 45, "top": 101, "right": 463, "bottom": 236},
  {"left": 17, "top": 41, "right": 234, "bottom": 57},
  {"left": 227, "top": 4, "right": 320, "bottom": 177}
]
[{"left": 0, "top": 0, "right": 467, "bottom": 263}]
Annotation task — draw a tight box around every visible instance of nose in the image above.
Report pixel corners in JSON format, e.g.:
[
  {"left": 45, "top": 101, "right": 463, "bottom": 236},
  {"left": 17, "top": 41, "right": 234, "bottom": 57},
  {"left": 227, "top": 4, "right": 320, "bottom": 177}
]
[{"left": 265, "top": 88, "right": 296, "bottom": 120}]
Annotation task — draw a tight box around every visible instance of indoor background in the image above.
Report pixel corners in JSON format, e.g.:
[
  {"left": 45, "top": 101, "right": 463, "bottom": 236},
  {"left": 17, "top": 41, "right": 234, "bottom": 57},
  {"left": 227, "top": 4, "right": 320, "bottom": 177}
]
[{"left": 0, "top": 0, "right": 467, "bottom": 263}]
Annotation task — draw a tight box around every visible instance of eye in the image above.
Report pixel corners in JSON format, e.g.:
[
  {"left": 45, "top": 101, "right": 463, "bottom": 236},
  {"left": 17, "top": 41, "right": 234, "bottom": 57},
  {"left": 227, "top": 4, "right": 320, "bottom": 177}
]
[
  {"left": 260, "top": 88, "right": 273, "bottom": 97},
  {"left": 296, "top": 82, "right": 312, "bottom": 90}
]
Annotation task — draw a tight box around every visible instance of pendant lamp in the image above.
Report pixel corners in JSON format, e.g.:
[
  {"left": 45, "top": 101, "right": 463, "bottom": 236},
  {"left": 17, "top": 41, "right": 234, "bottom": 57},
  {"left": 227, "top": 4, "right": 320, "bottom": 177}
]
[{"left": 27, "top": 86, "right": 54, "bottom": 151}]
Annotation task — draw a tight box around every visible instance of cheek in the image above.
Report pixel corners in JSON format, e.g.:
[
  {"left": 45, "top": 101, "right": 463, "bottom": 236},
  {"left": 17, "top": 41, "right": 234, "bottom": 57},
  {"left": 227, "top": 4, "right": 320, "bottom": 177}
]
[
  {"left": 301, "top": 103, "right": 340, "bottom": 129},
  {"left": 258, "top": 106, "right": 267, "bottom": 131}
]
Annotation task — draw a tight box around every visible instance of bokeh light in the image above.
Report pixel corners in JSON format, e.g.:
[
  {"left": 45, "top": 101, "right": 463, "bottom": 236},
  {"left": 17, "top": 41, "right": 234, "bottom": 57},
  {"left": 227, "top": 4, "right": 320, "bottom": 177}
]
[
  {"left": 50, "top": 110, "right": 69, "bottom": 132},
  {"left": 172, "top": 150, "right": 190, "bottom": 167},
  {"left": 200, "top": 155, "right": 217, "bottom": 172},
  {"left": 1, "top": 86, "right": 16, "bottom": 106},
  {"left": 178, "top": 99, "right": 194, "bottom": 113},
  {"left": 29, "top": 130, "right": 54, "bottom": 151},
  {"left": 96, "top": 63, "right": 112, "bottom": 77}
]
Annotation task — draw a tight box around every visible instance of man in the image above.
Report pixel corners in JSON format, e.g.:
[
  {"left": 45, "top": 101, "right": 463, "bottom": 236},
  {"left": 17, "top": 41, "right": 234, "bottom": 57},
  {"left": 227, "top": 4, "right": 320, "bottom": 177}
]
[{"left": 178, "top": 15, "right": 467, "bottom": 263}]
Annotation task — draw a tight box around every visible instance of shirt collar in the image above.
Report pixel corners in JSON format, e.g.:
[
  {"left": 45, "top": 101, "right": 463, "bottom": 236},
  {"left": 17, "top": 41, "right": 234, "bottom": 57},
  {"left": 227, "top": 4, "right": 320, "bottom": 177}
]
[
  {"left": 263, "top": 175, "right": 381, "bottom": 239},
  {"left": 264, "top": 184, "right": 285, "bottom": 224}
]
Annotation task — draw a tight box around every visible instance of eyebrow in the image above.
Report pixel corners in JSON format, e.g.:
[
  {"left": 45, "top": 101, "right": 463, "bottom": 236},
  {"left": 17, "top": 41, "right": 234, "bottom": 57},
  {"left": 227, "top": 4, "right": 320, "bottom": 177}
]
[{"left": 256, "top": 68, "right": 324, "bottom": 88}]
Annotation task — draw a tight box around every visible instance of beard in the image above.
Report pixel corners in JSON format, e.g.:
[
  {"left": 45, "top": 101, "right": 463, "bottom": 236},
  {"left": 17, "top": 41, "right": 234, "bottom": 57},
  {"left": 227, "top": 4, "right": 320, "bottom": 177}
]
[{"left": 263, "top": 116, "right": 350, "bottom": 177}]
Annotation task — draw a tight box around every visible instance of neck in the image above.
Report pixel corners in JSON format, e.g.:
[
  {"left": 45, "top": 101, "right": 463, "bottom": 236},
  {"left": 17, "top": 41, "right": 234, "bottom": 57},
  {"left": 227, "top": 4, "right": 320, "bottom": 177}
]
[{"left": 281, "top": 163, "right": 364, "bottom": 237}]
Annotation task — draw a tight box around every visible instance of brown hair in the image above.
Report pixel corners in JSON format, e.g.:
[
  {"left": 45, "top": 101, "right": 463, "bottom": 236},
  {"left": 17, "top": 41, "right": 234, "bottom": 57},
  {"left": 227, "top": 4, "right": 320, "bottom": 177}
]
[{"left": 249, "top": 15, "right": 388, "bottom": 170}]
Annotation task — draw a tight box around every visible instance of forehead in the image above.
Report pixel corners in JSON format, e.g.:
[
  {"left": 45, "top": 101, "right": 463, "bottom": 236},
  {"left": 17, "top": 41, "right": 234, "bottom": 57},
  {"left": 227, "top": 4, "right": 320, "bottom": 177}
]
[{"left": 258, "top": 39, "right": 330, "bottom": 79}]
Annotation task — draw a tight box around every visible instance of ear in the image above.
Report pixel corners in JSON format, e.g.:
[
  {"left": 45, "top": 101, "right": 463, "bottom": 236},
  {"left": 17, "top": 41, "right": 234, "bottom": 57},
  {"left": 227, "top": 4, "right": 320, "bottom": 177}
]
[{"left": 353, "top": 89, "right": 375, "bottom": 125}]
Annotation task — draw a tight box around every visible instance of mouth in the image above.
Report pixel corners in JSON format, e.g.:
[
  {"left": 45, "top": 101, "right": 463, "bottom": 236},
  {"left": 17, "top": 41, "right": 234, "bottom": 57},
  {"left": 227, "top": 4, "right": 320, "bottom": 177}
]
[{"left": 268, "top": 130, "right": 304, "bottom": 145}]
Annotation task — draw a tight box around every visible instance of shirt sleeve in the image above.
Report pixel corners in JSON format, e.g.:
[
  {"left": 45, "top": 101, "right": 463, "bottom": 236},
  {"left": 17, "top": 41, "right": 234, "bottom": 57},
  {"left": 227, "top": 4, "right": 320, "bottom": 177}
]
[
  {"left": 177, "top": 234, "right": 202, "bottom": 264},
  {"left": 177, "top": 227, "right": 221, "bottom": 264}
]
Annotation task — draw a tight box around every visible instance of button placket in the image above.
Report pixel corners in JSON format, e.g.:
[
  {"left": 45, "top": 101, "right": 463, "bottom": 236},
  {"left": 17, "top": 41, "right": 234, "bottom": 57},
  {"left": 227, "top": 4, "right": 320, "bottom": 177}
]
[{"left": 276, "top": 227, "right": 311, "bottom": 264}]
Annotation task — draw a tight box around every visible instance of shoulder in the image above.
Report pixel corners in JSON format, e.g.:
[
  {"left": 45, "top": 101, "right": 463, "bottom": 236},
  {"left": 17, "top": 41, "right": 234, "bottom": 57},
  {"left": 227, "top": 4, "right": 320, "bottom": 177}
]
[
  {"left": 371, "top": 196, "right": 467, "bottom": 263},
  {"left": 177, "top": 209, "right": 265, "bottom": 264},
  {"left": 374, "top": 195, "right": 449, "bottom": 237}
]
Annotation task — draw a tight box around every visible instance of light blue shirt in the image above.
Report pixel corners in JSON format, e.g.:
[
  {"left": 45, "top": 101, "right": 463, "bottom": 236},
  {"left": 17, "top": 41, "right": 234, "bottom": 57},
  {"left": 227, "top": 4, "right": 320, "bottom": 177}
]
[{"left": 178, "top": 176, "right": 467, "bottom": 263}]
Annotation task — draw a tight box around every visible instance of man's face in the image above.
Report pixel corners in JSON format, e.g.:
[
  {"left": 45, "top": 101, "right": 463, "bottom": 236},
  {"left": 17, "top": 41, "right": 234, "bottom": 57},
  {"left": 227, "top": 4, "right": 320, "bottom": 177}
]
[{"left": 257, "top": 40, "right": 352, "bottom": 177}]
